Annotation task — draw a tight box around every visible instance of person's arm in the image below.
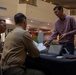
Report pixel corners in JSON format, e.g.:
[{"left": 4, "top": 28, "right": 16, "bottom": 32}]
[
  {"left": 23, "top": 32, "right": 40, "bottom": 58},
  {"left": 44, "top": 25, "right": 58, "bottom": 46},
  {"left": 65, "top": 17, "right": 76, "bottom": 35}
]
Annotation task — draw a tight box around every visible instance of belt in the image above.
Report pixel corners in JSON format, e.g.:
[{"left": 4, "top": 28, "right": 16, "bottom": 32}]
[{"left": 59, "top": 43, "right": 74, "bottom": 46}]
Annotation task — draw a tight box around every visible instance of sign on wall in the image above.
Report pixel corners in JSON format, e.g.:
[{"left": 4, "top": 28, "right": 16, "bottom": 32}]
[{"left": 0, "top": 6, "right": 7, "bottom": 10}]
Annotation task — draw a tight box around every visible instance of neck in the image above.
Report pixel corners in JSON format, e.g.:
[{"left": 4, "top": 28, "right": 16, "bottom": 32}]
[{"left": 59, "top": 14, "right": 66, "bottom": 21}]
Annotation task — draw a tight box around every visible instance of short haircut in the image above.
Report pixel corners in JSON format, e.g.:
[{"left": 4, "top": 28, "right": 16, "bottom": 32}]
[
  {"left": 14, "top": 13, "right": 27, "bottom": 24},
  {"left": 53, "top": 5, "right": 63, "bottom": 12},
  {"left": 0, "top": 19, "right": 6, "bottom": 24}
]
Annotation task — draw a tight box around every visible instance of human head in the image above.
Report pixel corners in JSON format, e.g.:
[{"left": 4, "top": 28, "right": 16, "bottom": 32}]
[
  {"left": 14, "top": 13, "right": 27, "bottom": 30},
  {"left": 53, "top": 5, "right": 63, "bottom": 17},
  {"left": 0, "top": 19, "right": 6, "bottom": 33}
]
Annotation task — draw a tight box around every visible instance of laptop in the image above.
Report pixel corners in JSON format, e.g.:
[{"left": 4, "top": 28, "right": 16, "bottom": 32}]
[
  {"left": 47, "top": 44, "right": 63, "bottom": 55},
  {"left": 40, "top": 44, "right": 63, "bottom": 56}
]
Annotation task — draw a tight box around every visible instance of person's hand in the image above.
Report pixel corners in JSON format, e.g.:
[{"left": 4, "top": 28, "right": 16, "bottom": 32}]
[
  {"left": 60, "top": 33, "right": 66, "bottom": 40},
  {"left": 44, "top": 41, "right": 49, "bottom": 47}
]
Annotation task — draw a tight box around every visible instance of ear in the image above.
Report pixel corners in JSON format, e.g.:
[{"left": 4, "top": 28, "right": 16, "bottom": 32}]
[
  {"left": 23, "top": 19, "right": 26, "bottom": 24},
  {"left": 23, "top": 19, "right": 25, "bottom": 24}
]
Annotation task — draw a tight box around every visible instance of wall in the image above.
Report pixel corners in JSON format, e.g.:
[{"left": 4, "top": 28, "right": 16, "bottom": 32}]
[
  {"left": 0, "top": 0, "right": 68, "bottom": 23},
  {"left": 26, "top": 0, "right": 56, "bottom": 23},
  {"left": 17, "top": 0, "right": 68, "bottom": 24},
  {"left": 17, "top": 4, "right": 27, "bottom": 15},
  {"left": 0, "top": 0, "right": 68, "bottom": 25},
  {"left": 0, "top": 0, "right": 18, "bottom": 16}
]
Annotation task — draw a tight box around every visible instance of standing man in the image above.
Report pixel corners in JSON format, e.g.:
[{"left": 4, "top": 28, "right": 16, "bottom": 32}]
[
  {"left": 44, "top": 5, "right": 76, "bottom": 55},
  {"left": 2, "top": 13, "right": 45, "bottom": 75}
]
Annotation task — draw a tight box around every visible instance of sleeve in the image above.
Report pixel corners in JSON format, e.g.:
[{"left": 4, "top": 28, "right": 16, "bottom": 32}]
[
  {"left": 66, "top": 17, "right": 76, "bottom": 35},
  {"left": 47, "top": 24, "right": 59, "bottom": 43},
  {"left": 23, "top": 32, "right": 40, "bottom": 58}
]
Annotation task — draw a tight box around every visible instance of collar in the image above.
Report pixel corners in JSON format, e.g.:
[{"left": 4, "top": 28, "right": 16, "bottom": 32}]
[{"left": 59, "top": 14, "right": 66, "bottom": 21}]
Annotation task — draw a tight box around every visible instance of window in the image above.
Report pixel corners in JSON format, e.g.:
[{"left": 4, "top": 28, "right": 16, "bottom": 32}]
[
  {"left": 70, "top": 9, "right": 76, "bottom": 15},
  {"left": 19, "top": 0, "right": 37, "bottom": 6}
]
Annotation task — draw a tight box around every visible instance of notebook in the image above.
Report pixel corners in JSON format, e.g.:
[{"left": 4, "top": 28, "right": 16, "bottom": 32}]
[
  {"left": 33, "top": 40, "right": 47, "bottom": 53},
  {"left": 47, "top": 44, "right": 63, "bottom": 55}
]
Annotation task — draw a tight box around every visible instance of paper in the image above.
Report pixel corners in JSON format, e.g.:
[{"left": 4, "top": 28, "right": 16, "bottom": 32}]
[
  {"left": 56, "top": 56, "right": 63, "bottom": 59},
  {"left": 33, "top": 41, "right": 46, "bottom": 51},
  {"left": 37, "top": 43, "right": 46, "bottom": 51}
]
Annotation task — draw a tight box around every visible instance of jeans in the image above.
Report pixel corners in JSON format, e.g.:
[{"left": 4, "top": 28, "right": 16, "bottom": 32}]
[
  {"left": 59, "top": 43, "right": 75, "bottom": 55},
  {"left": 3, "top": 66, "right": 45, "bottom": 75}
]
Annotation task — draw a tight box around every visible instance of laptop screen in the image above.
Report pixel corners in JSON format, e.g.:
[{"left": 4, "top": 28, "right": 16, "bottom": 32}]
[{"left": 48, "top": 44, "right": 63, "bottom": 55}]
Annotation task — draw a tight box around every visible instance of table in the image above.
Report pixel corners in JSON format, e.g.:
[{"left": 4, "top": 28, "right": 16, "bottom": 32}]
[{"left": 25, "top": 54, "right": 76, "bottom": 75}]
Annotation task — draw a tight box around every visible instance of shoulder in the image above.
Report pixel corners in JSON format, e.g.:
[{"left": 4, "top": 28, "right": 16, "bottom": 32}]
[
  {"left": 23, "top": 31, "right": 32, "bottom": 39},
  {"left": 66, "top": 15, "right": 75, "bottom": 20}
]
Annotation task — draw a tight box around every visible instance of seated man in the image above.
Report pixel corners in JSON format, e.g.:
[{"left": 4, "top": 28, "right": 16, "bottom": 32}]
[
  {"left": 1, "top": 13, "right": 45, "bottom": 75},
  {"left": 0, "top": 19, "right": 6, "bottom": 57}
]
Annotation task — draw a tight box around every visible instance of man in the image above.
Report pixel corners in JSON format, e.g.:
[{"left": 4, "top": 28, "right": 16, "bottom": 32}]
[
  {"left": 2, "top": 13, "right": 45, "bottom": 75},
  {"left": 0, "top": 19, "right": 6, "bottom": 52},
  {"left": 44, "top": 5, "right": 76, "bottom": 55},
  {"left": 0, "top": 19, "right": 6, "bottom": 75}
]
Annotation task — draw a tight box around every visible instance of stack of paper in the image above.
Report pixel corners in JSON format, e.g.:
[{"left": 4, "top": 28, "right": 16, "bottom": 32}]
[{"left": 33, "top": 41, "right": 47, "bottom": 51}]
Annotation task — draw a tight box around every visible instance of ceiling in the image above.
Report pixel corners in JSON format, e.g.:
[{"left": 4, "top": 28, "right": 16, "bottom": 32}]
[{"left": 44, "top": 0, "right": 76, "bottom": 9}]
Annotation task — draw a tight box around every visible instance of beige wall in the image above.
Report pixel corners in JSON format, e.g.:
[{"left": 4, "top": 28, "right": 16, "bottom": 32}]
[
  {"left": 18, "top": 0, "right": 68, "bottom": 24},
  {"left": 0, "top": 0, "right": 18, "bottom": 16},
  {"left": 0, "top": 0, "right": 68, "bottom": 24},
  {"left": 26, "top": 0, "right": 68, "bottom": 23},
  {"left": 17, "top": 4, "right": 27, "bottom": 15},
  {"left": 26, "top": 0, "right": 57, "bottom": 23}
]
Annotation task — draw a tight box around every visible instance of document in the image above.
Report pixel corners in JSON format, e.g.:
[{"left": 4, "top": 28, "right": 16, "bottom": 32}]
[
  {"left": 56, "top": 56, "right": 63, "bottom": 59},
  {"left": 33, "top": 41, "right": 47, "bottom": 51}
]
